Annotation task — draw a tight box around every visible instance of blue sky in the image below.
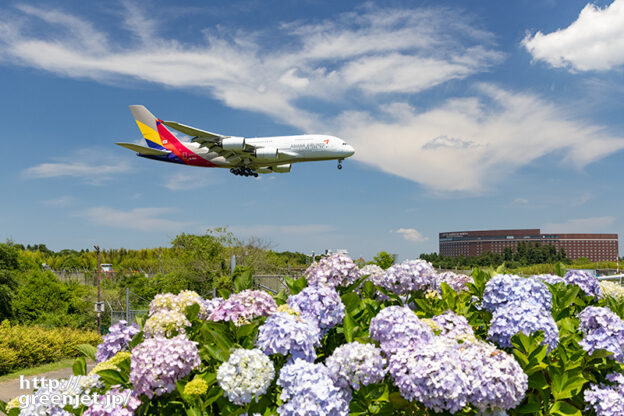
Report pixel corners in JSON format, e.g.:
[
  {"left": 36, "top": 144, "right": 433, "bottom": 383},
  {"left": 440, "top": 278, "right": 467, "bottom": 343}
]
[{"left": 1, "top": 0, "right": 624, "bottom": 261}]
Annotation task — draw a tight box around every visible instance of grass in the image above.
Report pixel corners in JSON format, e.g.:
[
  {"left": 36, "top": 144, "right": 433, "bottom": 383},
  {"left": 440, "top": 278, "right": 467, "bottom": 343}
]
[{"left": 0, "top": 359, "right": 75, "bottom": 383}]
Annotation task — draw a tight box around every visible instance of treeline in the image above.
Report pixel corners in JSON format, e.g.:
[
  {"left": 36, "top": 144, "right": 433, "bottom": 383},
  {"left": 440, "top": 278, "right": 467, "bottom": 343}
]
[
  {"left": 0, "top": 229, "right": 314, "bottom": 330},
  {"left": 420, "top": 242, "right": 568, "bottom": 269}
]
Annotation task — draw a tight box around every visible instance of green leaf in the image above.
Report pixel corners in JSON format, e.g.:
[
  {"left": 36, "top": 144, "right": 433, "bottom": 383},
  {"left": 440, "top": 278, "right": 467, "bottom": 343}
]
[
  {"left": 388, "top": 392, "right": 410, "bottom": 410},
  {"left": 202, "top": 344, "right": 230, "bottom": 362},
  {"left": 97, "top": 369, "right": 128, "bottom": 386},
  {"left": 285, "top": 276, "right": 307, "bottom": 294},
  {"left": 75, "top": 344, "right": 97, "bottom": 361},
  {"left": 343, "top": 310, "right": 357, "bottom": 343},
  {"left": 72, "top": 357, "right": 87, "bottom": 376},
  {"left": 550, "top": 401, "right": 581, "bottom": 416},
  {"left": 233, "top": 268, "right": 253, "bottom": 292},
  {"left": 0, "top": 399, "right": 6, "bottom": 413},
  {"left": 516, "top": 399, "right": 542, "bottom": 414},
  {"left": 341, "top": 292, "right": 362, "bottom": 315}
]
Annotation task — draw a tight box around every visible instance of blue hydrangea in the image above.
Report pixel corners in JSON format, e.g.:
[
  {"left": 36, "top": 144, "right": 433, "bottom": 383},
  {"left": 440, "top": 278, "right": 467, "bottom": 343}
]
[
  {"left": 433, "top": 272, "right": 473, "bottom": 293},
  {"left": 369, "top": 306, "right": 433, "bottom": 356},
  {"left": 256, "top": 311, "right": 321, "bottom": 362},
  {"left": 532, "top": 274, "right": 565, "bottom": 285},
  {"left": 380, "top": 259, "right": 436, "bottom": 295},
  {"left": 432, "top": 311, "right": 474, "bottom": 339},
  {"left": 564, "top": 270, "right": 601, "bottom": 297},
  {"left": 96, "top": 320, "right": 139, "bottom": 363},
  {"left": 584, "top": 372, "right": 624, "bottom": 416},
  {"left": 325, "top": 342, "right": 386, "bottom": 390},
  {"left": 482, "top": 274, "right": 552, "bottom": 312},
  {"left": 277, "top": 359, "right": 350, "bottom": 416},
  {"left": 287, "top": 285, "right": 345, "bottom": 335},
  {"left": 488, "top": 301, "right": 559, "bottom": 352},
  {"left": 578, "top": 306, "right": 624, "bottom": 363}
]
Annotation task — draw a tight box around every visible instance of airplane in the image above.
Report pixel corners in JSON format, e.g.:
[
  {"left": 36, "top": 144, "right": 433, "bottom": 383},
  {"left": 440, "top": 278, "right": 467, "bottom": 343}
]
[{"left": 116, "top": 105, "right": 355, "bottom": 177}]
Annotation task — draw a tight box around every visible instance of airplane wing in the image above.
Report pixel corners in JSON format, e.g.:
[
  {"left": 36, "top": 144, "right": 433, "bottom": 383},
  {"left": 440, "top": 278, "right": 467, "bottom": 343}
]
[
  {"left": 116, "top": 142, "right": 170, "bottom": 155},
  {"left": 162, "top": 121, "right": 223, "bottom": 141}
]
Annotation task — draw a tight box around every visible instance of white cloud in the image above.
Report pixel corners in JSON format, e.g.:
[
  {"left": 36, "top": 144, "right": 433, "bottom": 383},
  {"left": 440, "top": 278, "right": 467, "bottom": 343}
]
[
  {"left": 0, "top": 3, "right": 501, "bottom": 131},
  {"left": 523, "top": 0, "right": 624, "bottom": 71},
  {"left": 542, "top": 216, "right": 615, "bottom": 233},
  {"left": 23, "top": 149, "right": 132, "bottom": 184},
  {"left": 395, "top": 228, "right": 428, "bottom": 242},
  {"left": 336, "top": 83, "right": 624, "bottom": 192},
  {"left": 82, "top": 206, "right": 191, "bottom": 231},
  {"left": 513, "top": 198, "right": 529, "bottom": 205}
]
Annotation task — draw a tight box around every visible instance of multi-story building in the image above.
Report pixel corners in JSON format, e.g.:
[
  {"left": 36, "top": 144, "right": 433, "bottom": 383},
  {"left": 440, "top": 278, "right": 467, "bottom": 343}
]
[{"left": 439, "top": 229, "right": 619, "bottom": 262}]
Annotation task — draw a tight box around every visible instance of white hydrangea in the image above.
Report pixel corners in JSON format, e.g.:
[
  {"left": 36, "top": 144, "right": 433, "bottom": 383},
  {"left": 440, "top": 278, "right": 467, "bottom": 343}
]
[
  {"left": 325, "top": 342, "right": 386, "bottom": 390},
  {"left": 599, "top": 281, "right": 624, "bottom": 302},
  {"left": 217, "top": 348, "right": 275, "bottom": 405},
  {"left": 144, "top": 309, "right": 191, "bottom": 338}
]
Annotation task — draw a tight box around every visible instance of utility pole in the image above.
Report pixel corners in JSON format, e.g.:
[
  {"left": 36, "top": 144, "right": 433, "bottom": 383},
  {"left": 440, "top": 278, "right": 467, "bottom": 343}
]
[{"left": 94, "top": 245, "right": 101, "bottom": 334}]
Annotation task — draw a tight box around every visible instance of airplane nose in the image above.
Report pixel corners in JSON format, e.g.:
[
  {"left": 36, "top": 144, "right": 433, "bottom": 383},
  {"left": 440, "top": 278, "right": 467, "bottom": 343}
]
[{"left": 345, "top": 145, "right": 355, "bottom": 157}]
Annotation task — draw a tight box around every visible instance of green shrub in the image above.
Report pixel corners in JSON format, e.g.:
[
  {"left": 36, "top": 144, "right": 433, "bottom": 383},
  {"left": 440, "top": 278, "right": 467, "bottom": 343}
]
[{"left": 0, "top": 320, "right": 100, "bottom": 375}]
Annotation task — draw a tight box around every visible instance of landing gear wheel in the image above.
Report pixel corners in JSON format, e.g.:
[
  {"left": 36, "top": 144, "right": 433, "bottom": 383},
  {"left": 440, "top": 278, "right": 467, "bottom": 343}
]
[
  {"left": 337, "top": 159, "right": 343, "bottom": 170},
  {"left": 253, "top": 173, "right": 258, "bottom": 177}
]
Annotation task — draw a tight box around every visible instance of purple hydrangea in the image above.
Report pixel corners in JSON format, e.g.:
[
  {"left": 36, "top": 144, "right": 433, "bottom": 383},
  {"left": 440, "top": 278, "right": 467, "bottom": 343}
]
[
  {"left": 389, "top": 337, "right": 527, "bottom": 414},
  {"left": 130, "top": 335, "right": 200, "bottom": 398},
  {"left": 584, "top": 372, "right": 624, "bottom": 416},
  {"left": 461, "top": 340, "right": 528, "bottom": 413},
  {"left": 325, "top": 342, "right": 387, "bottom": 390},
  {"left": 96, "top": 320, "right": 139, "bottom": 363},
  {"left": 389, "top": 337, "right": 471, "bottom": 413},
  {"left": 369, "top": 306, "right": 433, "bottom": 356},
  {"left": 532, "top": 274, "right": 566, "bottom": 285},
  {"left": 287, "top": 285, "right": 345, "bottom": 334},
  {"left": 564, "top": 270, "right": 601, "bottom": 297},
  {"left": 208, "top": 290, "right": 277, "bottom": 325},
  {"left": 578, "top": 306, "right": 624, "bottom": 363},
  {"left": 482, "top": 274, "right": 552, "bottom": 312},
  {"left": 82, "top": 389, "right": 142, "bottom": 416},
  {"left": 380, "top": 259, "right": 436, "bottom": 295},
  {"left": 433, "top": 272, "right": 473, "bottom": 293},
  {"left": 488, "top": 301, "right": 559, "bottom": 352},
  {"left": 304, "top": 253, "right": 361, "bottom": 287},
  {"left": 277, "top": 358, "right": 350, "bottom": 416},
  {"left": 360, "top": 264, "right": 386, "bottom": 286},
  {"left": 255, "top": 311, "right": 321, "bottom": 362},
  {"left": 432, "top": 311, "right": 474, "bottom": 339}
]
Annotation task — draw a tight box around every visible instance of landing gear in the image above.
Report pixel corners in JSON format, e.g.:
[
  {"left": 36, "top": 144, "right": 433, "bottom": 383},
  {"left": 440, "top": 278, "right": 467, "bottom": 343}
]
[
  {"left": 230, "top": 167, "right": 258, "bottom": 177},
  {"left": 337, "top": 159, "right": 343, "bottom": 170}
]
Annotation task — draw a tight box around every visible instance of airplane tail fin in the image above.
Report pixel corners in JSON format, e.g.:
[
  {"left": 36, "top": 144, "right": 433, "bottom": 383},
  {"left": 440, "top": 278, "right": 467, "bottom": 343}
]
[{"left": 129, "top": 105, "right": 172, "bottom": 150}]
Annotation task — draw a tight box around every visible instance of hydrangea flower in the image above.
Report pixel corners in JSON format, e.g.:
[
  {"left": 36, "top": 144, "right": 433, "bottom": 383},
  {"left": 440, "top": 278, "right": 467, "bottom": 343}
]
[
  {"left": 433, "top": 272, "right": 473, "bottom": 293},
  {"left": 277, "top": 358, "right": 350, "bottom": 416},
  {"left": 256, "top": 311, "right": 321, "bottom": 362},
  {"left": 389, "top": 336, "right": 471, "bottom": 413},
  {"left": 175, "top": 290, "right": 211, "bottom": 320},
  {"left": 287, "top": 285, "right": 345, "bottom": 334},
  {"left": 304, "top": 253, "right": 361, "bottom": 287},
  {"left": 15, "top": 385, "right": 73, "bottom": 416},
  {"left": 208, "top": 289, "right": 277, "bottom": 325},
  {"left": 130, "top": 335, "right": 200, "bottom": 398},
  {"left": 488, "top": 302, "right": 559, "bottom": 352},
  {"left": 563, "top": 270, "right": 600, "bottom": 297},
  {"left": 217, "top": 348, "right": 275, "bottom": 405},
  {"left": 203, "top": 297, "right": 225, "bottom": 317},
  {"left": 325, "top": 342, "right": 386, "bottom": 390},
  {"left": 584, "top": 372, "right": 624, "bottom": 416},
  {"left": 91, "top": 351, "right": 131, "bottom": 376},
  {"left": 82, "top": 389, "right": 141, "bottom": 416},
  {"left": 184, "top": 378, "right": 209, "bottom": 396},
  {"left": 380, "top": 259, "right": 436, "bottom": 295},
  {"left": 599, "top": 281, "right": 624, "bottom": 302},
  {"left": 578, "top": 306, "right": 624, "bottom": 363},
  {"left": 149, "top": 293, "right": 177, "bottom": 315},
  {"left": 482, "top": 274, "right": 552, "bottom": 312},
  {"left": 369, "top": 306, "right": 433, "bottom": 356},
  {"left": 96, "top": 320, "right": 139, "bottom": 362},
  {"left": 432, "top": 311, "right": 474, "bottom": 339},
  {"left": 144, "top": 309, "right": 191, "bottom": 338},
  {"left": 532, "top": 274, "right": 565, "bottom": 285},
  {"left": 360, "top": 264, "right": 386, "bottom": 286},
  {"left": 389, "top": 337, "right": 527, "bottom": 414}
]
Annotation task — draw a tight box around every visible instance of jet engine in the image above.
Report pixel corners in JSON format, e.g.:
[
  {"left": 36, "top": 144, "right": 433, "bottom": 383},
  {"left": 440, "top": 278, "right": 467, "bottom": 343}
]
[
  {"left": 272, "top": 164, "right": 291, "bottom": 173},
  {"left": 254, "top": 147, "right": 279, "bottom": 160},
  {"left": 220, "top": 137, "right": 245, "bottom": 151}
]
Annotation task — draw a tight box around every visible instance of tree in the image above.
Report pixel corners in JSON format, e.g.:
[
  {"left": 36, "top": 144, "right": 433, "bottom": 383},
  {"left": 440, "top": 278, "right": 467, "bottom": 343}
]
[{"left": 373, "top": 251, "right": 395, "bottom": 269}]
